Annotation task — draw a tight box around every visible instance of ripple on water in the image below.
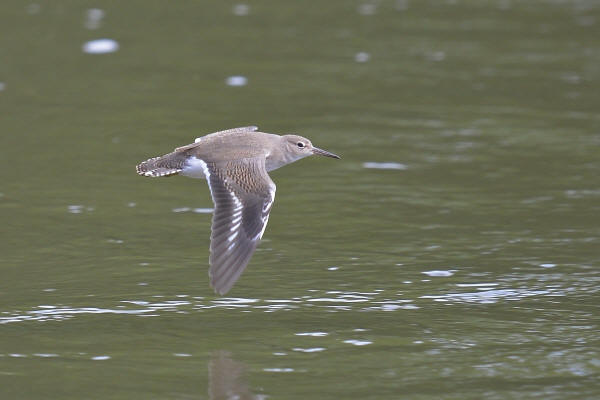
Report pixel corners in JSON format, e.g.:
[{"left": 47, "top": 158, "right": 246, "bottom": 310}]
[
  {"left": 84, "top": 8, "right": 104, "bottom": 30},
  {"left": 420, "top": 287, "right": 563, "bottom": 304},
  {"left": 292, "top": 347, "right": 326, "bottom": 353},
  {"left": 172, "top": 207, "right": 213, "bottom": 213},
  {"left": 232, "top": 4, "right": 249, "bottom": 16},
  {"left": 263, "top": 368, "right": 294, "bottom": 372},
  {"left": 68, "top": 205, "right": 94, "bottom": 214},
  {"left": 354, "top": 52, "right": 370, "bottom": 62},
  {"left": 295, "top": 332, "right": 329, "bottom": 337},
  {"left": 82, "top": 39, "right": 119, "bottom": 54},
  {"left": 422, "top": 270, "right": 456, "bottom": 277},
  {"left": 343, "top": 340, "right": 372, "bottom": 346},
  {"left": 0, "top": 281, "right": 576, "bottom": 324},
  {"left": 225, "top": 76, "right": 247, "bottom": 87},
  {"left": 362, "top": 162, "right": 408, "bottom": 170}
]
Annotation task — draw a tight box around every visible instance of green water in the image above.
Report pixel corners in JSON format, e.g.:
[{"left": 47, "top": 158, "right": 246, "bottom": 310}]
[{"left": 1, "top": 1, "right": 599, "bottom": 399}]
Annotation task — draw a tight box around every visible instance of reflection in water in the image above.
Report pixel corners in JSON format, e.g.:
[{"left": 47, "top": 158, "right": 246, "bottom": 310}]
[{"left": 209, "top": 351, "right": 259, "bottom": 400}]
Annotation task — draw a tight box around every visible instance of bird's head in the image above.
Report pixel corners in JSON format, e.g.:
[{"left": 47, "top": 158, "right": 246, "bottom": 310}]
[{"left": 282, "top": 134, "right": 340, "bottom": 161}]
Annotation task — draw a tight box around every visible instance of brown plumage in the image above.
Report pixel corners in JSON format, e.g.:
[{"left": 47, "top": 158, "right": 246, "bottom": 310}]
[{"left": 136, "top": 126, "right": 340, "bottom": 295}]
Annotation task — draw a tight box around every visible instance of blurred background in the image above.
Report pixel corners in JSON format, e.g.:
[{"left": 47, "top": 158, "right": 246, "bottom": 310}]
[{"left": 1, "top": 1, "right": 599, "bottom": 399}]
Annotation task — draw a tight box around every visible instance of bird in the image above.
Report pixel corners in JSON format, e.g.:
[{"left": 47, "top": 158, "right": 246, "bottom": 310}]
[{"left": 136, "top": 126, "right": 340, "bottom": 295}]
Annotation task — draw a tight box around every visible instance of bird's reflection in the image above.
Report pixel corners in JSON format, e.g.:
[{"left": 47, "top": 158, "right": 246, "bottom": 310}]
[{"left": 208, "top": 351, "right": 258, "bottom": 400}]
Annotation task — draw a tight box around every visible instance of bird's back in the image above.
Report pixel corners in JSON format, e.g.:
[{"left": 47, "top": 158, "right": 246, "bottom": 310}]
[
  {"left": 136, "top": 128, "right": 278, "bottom": 177},
  {"left": 180, "top": 130, "right": 278, "bottom": 162}
]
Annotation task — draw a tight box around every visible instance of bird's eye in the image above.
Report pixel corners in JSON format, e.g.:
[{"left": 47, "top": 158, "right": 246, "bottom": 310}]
[{"left": 297, "top": 142, "right": 305, "bottom": 148}]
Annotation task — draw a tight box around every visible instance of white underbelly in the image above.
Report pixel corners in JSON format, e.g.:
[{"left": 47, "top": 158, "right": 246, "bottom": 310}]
[{"left": 180, "top": 156, "right": 209, "bottom": 179}]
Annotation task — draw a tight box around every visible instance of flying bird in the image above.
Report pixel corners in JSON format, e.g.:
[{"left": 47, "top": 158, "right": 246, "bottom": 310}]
[{"left": 136, "top": 126, "right": 340, "bottom": 295}]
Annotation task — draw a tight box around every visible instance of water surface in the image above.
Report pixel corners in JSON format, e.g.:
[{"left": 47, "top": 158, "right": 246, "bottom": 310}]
[{"left": 1, "top": 1, "right": 599, "bottom": 399}]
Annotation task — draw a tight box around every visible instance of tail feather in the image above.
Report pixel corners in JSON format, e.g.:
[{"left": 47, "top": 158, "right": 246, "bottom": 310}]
[{"left": 136, "top": 152, "right": 186, "bottom": 177}]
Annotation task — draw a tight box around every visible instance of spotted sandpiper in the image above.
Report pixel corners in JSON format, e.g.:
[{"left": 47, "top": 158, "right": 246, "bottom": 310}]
[{"left": 136, "top": 126, "right": 340, "bottom": 295}]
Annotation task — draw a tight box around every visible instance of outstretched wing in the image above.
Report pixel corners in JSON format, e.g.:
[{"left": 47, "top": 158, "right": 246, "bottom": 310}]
[{"left": 202, "top": 157, "right": 275, "bottom": 295}]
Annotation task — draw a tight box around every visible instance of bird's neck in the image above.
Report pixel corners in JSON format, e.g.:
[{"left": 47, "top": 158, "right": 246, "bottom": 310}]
[{"left": 264, "top": 135, "right": 301, "bottom": 172}]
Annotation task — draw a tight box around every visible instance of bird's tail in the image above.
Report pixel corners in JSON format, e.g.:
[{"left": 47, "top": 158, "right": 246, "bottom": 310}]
[{"left": 136, "top": 152, "right": 186, "bottom": 177}]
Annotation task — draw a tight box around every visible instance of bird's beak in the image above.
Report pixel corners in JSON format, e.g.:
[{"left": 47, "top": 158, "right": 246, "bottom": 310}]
[{"left": 312, "top": 146, "right": 341, "bottom": 159}]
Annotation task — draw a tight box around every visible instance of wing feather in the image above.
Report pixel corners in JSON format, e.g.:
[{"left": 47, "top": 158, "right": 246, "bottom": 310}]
[{"left": 203, "top": 157, "right": 275, "bottom": 295}]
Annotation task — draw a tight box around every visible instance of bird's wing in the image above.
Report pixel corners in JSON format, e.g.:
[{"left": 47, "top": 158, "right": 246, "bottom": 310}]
[
  {"left": 202, "top": 157, "right": 276, "bottom": 295},
  {"left": 175, "top": 126, "right": 259, "bottom": 152}
]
